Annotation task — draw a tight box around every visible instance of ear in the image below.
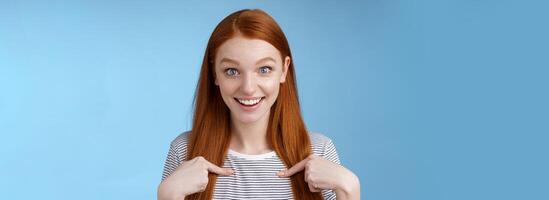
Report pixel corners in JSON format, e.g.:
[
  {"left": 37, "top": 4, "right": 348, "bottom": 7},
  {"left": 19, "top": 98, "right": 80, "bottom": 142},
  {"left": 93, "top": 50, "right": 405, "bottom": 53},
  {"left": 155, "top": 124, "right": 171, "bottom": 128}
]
[{"left": 280, "top": 56, "right": 291, "bottom": 83}]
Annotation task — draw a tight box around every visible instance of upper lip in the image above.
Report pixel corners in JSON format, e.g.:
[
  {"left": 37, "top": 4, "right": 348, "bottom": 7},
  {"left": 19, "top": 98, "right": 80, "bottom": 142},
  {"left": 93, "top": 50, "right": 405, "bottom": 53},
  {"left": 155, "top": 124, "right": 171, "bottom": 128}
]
[{"left": 235, "top": 97, "right": 264, "bottom": 100}]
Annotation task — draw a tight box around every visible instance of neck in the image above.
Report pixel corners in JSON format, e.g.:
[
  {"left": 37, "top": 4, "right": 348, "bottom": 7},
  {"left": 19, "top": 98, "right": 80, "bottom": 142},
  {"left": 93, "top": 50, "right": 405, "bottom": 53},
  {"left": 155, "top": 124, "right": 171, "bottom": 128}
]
[{"left": 229, "top": 110, "right": 272, "bottom": 154}]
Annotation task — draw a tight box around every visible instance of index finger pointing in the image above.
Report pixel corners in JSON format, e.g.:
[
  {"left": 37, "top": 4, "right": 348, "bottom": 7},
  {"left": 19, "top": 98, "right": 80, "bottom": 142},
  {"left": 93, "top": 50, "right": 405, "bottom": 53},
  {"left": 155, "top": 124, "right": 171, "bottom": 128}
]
[
  {"left": 202, "top": 159, "right": 234, "bottom": 176},
  {"left": 278, "top": 157, "right": 308, "bottom": 177}
]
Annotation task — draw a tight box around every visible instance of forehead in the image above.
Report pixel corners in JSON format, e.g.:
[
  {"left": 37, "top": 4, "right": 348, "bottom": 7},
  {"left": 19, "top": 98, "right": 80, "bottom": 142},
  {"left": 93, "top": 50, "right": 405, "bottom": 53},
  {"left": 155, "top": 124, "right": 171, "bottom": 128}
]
[{"left": 215, "top": 36, "right": 282, "bottom": 65}]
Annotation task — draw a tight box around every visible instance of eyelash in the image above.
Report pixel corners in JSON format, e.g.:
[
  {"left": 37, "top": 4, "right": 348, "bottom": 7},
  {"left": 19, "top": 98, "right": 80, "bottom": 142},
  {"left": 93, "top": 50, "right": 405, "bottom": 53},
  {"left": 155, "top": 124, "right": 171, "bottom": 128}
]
[
  {"left": 225, "top": 68, "right": 239, "bottom": 76},
  {"left": 259, "top": 66, "right": 272, "bottom": 74},
  {"left": 223, "top": 66, "right": 272, "bottom": 77}
]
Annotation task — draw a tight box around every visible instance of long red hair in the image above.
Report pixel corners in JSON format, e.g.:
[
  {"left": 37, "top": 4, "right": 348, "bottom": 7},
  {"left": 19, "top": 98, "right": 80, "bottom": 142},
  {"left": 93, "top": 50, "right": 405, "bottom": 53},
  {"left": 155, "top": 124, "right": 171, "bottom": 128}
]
[{"left": 186, "top": 9, "right": 322, "bottom": 200}]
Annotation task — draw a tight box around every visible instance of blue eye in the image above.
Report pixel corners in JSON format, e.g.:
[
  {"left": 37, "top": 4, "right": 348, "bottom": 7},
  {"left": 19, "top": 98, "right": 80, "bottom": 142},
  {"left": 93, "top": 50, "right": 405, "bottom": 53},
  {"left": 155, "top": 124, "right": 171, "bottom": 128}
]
[
  {"left": 259, "top": 66, "right": 272, "bottom": 74},
  {"left": 225, "top": 68, "right": 239, "bottom": 76}
]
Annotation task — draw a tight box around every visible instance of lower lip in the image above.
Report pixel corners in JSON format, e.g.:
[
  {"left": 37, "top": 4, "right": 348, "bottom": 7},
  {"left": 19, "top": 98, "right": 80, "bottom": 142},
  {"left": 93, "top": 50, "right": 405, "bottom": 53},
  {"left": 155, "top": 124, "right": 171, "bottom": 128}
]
[{"left": 235, "top": 97, "right": 264, "bottom": 112}]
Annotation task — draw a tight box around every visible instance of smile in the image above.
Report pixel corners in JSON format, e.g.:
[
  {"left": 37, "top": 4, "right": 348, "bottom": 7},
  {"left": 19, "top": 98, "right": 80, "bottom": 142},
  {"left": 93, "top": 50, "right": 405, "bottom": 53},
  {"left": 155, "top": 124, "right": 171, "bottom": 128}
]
[{"left": 234, "top": 97, "right": 264, "bottom": 106}]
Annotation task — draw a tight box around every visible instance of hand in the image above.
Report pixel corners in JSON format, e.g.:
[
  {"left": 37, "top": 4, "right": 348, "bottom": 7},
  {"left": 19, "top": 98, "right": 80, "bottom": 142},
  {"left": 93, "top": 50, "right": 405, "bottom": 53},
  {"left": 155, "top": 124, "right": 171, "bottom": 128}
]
[
  {"left": 157, "top": 156, "right": 234, "bottom": 200},
  {"left": 277, "top": 155, "right": 360, "bottom": 200}
]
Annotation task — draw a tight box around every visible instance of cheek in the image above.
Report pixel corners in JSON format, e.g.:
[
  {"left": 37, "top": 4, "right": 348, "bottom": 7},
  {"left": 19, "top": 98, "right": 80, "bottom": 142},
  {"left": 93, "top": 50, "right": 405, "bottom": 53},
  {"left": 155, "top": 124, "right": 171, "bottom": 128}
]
[
  {"left": 218, "top": 80, "right": 238, "bottom": 96},
  {"left": 261, "top": 79, "right": 281, "bottom": 98}
]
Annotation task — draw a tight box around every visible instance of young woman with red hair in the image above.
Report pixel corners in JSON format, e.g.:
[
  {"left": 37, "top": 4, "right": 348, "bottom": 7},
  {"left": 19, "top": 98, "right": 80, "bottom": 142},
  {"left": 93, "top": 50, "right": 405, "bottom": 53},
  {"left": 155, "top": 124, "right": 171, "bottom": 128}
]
[{"left": 157, "top": 9, "right": 360, "bottom": 200}]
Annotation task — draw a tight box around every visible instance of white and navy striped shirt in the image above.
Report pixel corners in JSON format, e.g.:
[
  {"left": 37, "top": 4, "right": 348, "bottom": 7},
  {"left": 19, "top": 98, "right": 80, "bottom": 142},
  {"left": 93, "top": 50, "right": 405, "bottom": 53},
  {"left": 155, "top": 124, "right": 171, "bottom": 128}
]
[{"left": 161, "top": 131, "right": 341, "bottom": 200}]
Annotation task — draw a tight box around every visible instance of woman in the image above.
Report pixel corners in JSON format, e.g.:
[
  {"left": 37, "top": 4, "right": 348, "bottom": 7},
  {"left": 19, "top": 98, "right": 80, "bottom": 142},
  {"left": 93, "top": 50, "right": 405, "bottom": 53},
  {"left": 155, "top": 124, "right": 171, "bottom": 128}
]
[{"left": 157, "top": 9, "right": 360, "bottom": 200}]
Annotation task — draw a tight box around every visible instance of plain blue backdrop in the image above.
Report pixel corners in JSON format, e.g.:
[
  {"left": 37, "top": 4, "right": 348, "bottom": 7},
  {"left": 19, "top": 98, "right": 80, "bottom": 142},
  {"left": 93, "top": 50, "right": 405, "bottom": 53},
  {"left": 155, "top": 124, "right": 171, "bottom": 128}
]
[{"left": 1, "top": 0, "right": 547, "bottom": 199}]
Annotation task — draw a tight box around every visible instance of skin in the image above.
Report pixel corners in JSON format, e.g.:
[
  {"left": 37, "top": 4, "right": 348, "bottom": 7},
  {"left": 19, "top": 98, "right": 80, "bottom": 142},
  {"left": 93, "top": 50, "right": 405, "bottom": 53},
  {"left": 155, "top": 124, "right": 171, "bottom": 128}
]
[
  {"left": 157, "top": 36, "right": 360, "bottom": 200},
  {"left": 214, "top": 35, "right": 289, "bottom": 154}
]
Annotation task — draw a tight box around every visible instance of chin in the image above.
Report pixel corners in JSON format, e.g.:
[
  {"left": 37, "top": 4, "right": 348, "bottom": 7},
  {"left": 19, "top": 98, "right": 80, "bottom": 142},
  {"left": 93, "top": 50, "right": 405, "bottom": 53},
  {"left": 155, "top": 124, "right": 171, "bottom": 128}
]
[
  {"left": 231, "top": 106, "right": 271, "bottom": 124},
  {"left": 233, "top": 113, "right": 263, "bottom": 124}
]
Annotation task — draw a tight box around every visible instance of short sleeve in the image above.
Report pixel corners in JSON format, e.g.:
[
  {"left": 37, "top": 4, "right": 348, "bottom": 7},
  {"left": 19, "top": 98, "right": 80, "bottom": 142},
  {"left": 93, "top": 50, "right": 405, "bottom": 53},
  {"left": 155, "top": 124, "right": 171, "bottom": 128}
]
[
  {"left": 319, "top": 135, "right": 342, "bottom": 200},
  {"left": 322, "top": 139, "right": 341, "bottom": 165},
  {"left": 161, "top": 143, "right": 181, "bottom": 181},
  {"left": 160, "top": 132, "right": 189, "bottom": 181}
]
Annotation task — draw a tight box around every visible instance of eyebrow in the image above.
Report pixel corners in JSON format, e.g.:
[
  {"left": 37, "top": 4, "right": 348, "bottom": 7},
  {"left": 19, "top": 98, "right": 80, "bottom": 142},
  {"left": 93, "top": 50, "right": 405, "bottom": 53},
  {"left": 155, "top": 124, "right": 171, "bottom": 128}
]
[{"left": 219, "top": 57, "right": 276, "bottom": 65}]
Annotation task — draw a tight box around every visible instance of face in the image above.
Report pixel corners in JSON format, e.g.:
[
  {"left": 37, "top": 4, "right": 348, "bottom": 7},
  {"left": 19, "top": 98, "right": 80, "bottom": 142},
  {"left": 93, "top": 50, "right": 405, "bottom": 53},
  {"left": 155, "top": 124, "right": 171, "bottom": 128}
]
[{"left": 214, "top": 36, "right": 290, "bottom": 124}]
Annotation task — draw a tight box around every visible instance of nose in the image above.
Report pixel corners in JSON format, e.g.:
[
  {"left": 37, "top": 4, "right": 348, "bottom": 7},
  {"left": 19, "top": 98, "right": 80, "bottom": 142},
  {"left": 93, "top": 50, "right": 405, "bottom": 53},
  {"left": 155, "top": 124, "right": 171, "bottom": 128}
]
[{"left": 240, "top": 73, "right": 257, "bottom": 95}]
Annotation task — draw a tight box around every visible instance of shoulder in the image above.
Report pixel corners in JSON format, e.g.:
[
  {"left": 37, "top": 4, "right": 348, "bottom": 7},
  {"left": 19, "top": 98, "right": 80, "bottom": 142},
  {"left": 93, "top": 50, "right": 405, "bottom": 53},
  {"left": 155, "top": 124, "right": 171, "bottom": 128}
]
[
  {"left": 168, "top": 131, "right": 337, "bottom": 161},
  {"left": 308, "top": 132, "right": 337, "bottom": 155},
  {"left": 308, "top": 131, "right": 333, "bottom": 146},
  {"left": 170, "top": 130, "right": 190, "bottom": 145},
  {"left": 168, "top": 130, "right": 191, "bottom": 158}
]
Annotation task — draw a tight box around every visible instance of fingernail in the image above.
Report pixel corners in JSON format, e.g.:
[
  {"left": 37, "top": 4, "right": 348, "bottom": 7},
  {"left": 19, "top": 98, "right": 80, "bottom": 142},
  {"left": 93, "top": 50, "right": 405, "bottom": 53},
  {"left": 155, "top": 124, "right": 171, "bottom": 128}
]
[{"left": 277, "top": 171, "right": 285, "bottom": 176}]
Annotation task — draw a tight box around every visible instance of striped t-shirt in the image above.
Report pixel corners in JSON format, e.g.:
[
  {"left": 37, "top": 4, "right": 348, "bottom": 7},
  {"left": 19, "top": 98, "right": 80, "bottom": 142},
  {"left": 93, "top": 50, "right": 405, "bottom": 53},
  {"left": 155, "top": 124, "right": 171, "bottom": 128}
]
[{"left": 161, "top": 131, "right": 341, "bottom": 200}]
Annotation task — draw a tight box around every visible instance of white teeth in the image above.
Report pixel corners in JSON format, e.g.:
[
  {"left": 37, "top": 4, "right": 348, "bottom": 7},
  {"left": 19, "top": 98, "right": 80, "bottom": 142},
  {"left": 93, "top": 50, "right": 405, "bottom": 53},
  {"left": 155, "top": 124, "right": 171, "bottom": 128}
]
[{"left": 237, "top": 97, "right": 262, "bottom": 106}]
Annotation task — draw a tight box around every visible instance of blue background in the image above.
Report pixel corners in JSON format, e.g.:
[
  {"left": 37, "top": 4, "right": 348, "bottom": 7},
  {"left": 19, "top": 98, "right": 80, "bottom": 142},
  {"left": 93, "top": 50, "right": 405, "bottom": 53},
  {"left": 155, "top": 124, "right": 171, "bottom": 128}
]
[{"left": 1, "top": 0, "right": 547, "bottom": 199}]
